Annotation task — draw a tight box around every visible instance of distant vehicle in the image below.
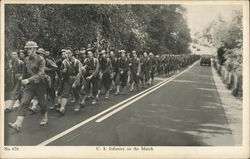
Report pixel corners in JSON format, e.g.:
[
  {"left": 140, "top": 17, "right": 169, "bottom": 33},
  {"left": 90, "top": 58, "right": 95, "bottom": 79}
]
[
  {"left": 200, "top": 54, "right": 211, "bottom": 66},
  {"left": 197, "top": 48, "right": 201, "bottom": 51}
]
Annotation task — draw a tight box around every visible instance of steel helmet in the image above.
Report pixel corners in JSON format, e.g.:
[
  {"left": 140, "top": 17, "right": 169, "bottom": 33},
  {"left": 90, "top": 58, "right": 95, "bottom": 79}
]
[
  {"left": 36, "top": 48, "right": 46, "bottom": 54},
  {"left": 24, "top": 41, "right": 38, "bottom": 49}
]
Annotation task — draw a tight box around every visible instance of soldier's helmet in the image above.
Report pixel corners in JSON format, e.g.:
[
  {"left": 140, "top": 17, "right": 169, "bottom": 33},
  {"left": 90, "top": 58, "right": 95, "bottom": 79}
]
[
  {"left": 19, "top": 50, "right": 24, "bottom": 53},
  {"left": 149, "top": 52, "right": 154, "bottom": 56},
  {"left": 101, "top": 50, "right": 106, "bottom": 54},
  {"left": 132, "top": 50, "right": 136, "bottom": 54},
  {"left": 36, "top": 48, "right": 46, "bottom": 55},
  {"left": 24, "top": 41, "right": 38, "bottom": 49},
  {"left": 120, "top": 50, "right": 126, "bottom": 53},
  {"left": 61, "top": 49, "right": 67, "bottom": 53}
]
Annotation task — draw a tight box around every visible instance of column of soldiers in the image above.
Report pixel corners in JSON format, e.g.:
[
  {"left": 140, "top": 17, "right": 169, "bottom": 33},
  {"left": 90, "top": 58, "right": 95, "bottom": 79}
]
[{"left": 6, "top": 41, "right": 200, "bottom": 131}]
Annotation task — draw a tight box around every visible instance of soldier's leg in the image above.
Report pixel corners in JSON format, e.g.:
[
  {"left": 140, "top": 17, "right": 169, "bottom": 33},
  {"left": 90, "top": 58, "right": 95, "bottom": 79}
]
[
  {"left": 115, "top": 72, "right": 121, "bottom": 95},
  {"left": 54, "top": 79, "right": 64, "bottom": 109},
  {"left": 103, "top": 72, "right": 111, "bottom": 99},
  {"left": 34, "top": 83, "right": 48, "bottom": 125},
  {"left": 140, "top": 71, "right": 144, "bottom": 87},
  {"left": 72, "top": 85, "right": 81, "bottom": 111},
  {"left": 122, "top": 71, "right": 128, "bottom": 93},
  {"left": 91, "top": 76, "right": 99, "bottom": 104},
  {"left": 96, "top": 75, "right": 102, "bottom": 100},
  {"left": 81, "top": 79, "right": 90, "bottom": 106},
  {"left": 9, "top": 86, "right": 34, "bottom": 131},
  {"left": 129, "top": 72, "right": 135, "bottom": 92},
  {"left": 59, "top": 80, "right": 71, "bottom": 114},
  {"left": 110, "top": 72, "right": 116, "bottom": 91},
  {"left": 145, "top": 71, "right": 150, "bottom": 86},
  {"left": 6, "top": 81, "right": 21, "bottom": 111},
  {"left": 134, "top": 72, "right": 140, "bottom": 91},
  {"left": 151, "top": 70, "right": 155, "bottom": 85}
]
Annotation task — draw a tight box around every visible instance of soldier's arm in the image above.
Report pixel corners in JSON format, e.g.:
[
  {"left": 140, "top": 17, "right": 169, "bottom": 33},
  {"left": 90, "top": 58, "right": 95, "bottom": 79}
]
[
  {"left": 19, "top": 61, "right": 24, "bottom": 80},
  {"left": 91, "top": 58, "right": 100, "bottom": 77},
  {"left": 73, "top": 61, "right": 83, "bottom": 86},
  {"left": 137, "top": 58, "right": 141, "bottom": 74},
  {"left": 45, "top": 59, "right": 59, "bottom": 71},
  {"left": 27, "top": 58, "right": 45, "bottom": 83}
]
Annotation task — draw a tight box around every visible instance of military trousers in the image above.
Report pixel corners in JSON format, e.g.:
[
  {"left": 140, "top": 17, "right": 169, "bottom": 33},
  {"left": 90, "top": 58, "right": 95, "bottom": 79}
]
[
  {"left": 102, "top": 72, "right": 112, "bottom": 91},
  {"left": 85, "top": 75, "right": 99, "bottom": 97},
  {"left": 17, "top": 82, "right": 47, "bottom": 116},
  {"left": 61, "top": 77, "right": 81, "bottom": 103}
]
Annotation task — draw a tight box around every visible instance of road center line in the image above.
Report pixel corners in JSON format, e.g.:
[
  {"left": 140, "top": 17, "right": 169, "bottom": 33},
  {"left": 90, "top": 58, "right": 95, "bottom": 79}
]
[
  {"left": 37, "top": 61, "right": 198, "bottom": 146},
  {"left": 95, "top": 61, "right": 198, "bottom": 122}
]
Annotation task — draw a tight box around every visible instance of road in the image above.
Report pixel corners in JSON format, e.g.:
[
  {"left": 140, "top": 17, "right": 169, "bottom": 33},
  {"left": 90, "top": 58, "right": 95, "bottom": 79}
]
[{"left": 4, "top": 61, "right": 234, "bottom": 146}]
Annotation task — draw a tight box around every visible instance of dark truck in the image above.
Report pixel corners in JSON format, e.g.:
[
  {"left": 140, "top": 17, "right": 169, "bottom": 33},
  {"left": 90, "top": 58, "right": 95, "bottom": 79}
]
[{"left": 200, "top": 54, "right": 211, "bottom": 66}]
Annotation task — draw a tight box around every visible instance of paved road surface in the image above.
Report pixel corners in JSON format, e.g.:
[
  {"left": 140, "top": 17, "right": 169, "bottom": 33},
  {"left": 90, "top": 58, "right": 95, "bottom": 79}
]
[{"left": 5, "top": 61, "right": 234, "bottom": 146}]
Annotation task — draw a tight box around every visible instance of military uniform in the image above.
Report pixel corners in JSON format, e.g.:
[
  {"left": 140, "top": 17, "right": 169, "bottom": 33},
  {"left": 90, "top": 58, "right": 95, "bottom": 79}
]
[
  {"left": 116, "top": 56, "right": 129, "bottom": 88},
  {"left": 17, "top": 54, "right": 47, "bottom": 117},
  {"left": 44, "top": 55, "right": 58, "bottom": 107},
  {"left": 9, "top": 58, "right": 24, "bottom": 101},
  {"left": 149, "top": 55, "right": 157, "bottom": 84},
  {"left": 83, "top": 57, "right": 99, "bottom": 101},
  {"left": 61, "top": 57, "right": 82, "bottom": 104},
  {"left": 140, "top": 56, "right": 151, "bottom": 86},
  {"left": 99, "top": 55, "right": 112, "bottom": 98},
  {"left": 129, "top": 56, "right": 141, "bottom": 89}
]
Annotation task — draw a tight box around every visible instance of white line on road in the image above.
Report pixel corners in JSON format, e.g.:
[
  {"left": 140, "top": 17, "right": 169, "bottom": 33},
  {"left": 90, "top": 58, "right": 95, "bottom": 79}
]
[
  {"left": 37, "top": 61, "right": 198, "bottom": 146},
  {"left": 95, "top": 61, "right": 198, "bottom": 122},
  {"left": 37, "top": 74, "right": 168, "bottom": 146}
]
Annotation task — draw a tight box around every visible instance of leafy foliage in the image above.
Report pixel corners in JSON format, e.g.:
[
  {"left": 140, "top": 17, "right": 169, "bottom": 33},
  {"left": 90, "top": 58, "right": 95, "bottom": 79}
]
[
  {"left": 5, "top": 4, "right": 192, "bottom": 56},
  {"left": 200, "top": 10, "right": 243, "bottom": 73}
]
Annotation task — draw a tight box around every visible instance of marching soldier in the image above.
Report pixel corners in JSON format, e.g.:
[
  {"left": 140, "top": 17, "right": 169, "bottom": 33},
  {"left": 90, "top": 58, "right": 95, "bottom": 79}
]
[
  {"left": 115, "top": 50, "right": 129, "bottom": 95},
  {"left": 109, "top": 50, "right": 117, "bottom": 91},
  {"left": 54, "top": 49, "right": 68, "bottom": 109},
  {"left": 98, "top": 50, "right": 112, "bottom": 99},
  {"left": 39, "top": 49, "right": 59, "bottom": 109},
  {"left": 81, "top": 50, "right": 100, "bottom": 105},
  {"left": 79, "top": 47, "right": 87, "bottom": 64},
  {"left": 129, "top": 50, "right": 141, "bottom": 92},
  {"left": 140, "top": 52, "right": 151, "bottom": 87},
  {"left": 164, "top": 54, "right": 170, "bottom": 76},
  {"left": 6, "top": 51, "right": 24, "bottom": 112},
  {"left": 58, "top": 49, "right": 83, "bottom": 113},
  {"left": 149, "top": 52, "right": 157, "bottom": 85},
  {"left": 9, "top": 41, "right": 48, "bottom": 131}
]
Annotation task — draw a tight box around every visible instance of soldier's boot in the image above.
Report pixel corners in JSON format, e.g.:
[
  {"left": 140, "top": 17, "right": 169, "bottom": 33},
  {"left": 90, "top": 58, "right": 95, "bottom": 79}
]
[
  {"left": 71, "top": 97, "right": 75, "bottom": 103},
  {"left": 58, "top": 98, "right": 67, "bottom": 115},
  {"left": 81, "top": 96, "right": 86, "bottom": 106},
  {"left": 109, "top": 81, "right": 114, "bottom": 91},
  {"left": 29, "top": 99, "right": 39, "bottom": 114},
  {"left": 54, "top": 96, "right": 61, "bottom": 110},
  {"left": 105, "top": 90, "right": 110, "bottom": 99},
  {"left": 40, "top": 112, "right": 48, "bottom": 126},
  {"left": 135, "top": 83, "right": 139, "bottom": 91},
  {"left": 5, "top": 100, "right": 16, "bottom": 112},
  {"left": 96, "top": 89, "right": 101, "bottom": 100},
  {"left": 88, "top": 87, "right": 94, "bottom": 98},
  {"left": 115, "top": 86, "right": 120, "bottom": 96},
  {"left": 130, "top": 83, "right": 134, "bottom": 92},
  {"left": 8, "top": 116, "right": 24, "bottom": 132},
  {"left": 151, "top": 79, "right": 154, "bottom": 86},
  {"left": 92, "top": 98, "right": 97, "bottom": 105}
]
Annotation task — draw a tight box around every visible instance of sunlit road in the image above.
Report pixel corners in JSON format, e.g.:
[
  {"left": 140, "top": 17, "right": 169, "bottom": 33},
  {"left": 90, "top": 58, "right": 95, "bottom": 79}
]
[{"left": 5, "top": 61, "right": 234, "bottom": 146}]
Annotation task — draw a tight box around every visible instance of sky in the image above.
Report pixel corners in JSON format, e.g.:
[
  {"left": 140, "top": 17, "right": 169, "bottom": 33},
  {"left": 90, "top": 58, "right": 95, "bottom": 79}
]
[{"left": 183, "top": 5, "right": 242, "bottom": 37}]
